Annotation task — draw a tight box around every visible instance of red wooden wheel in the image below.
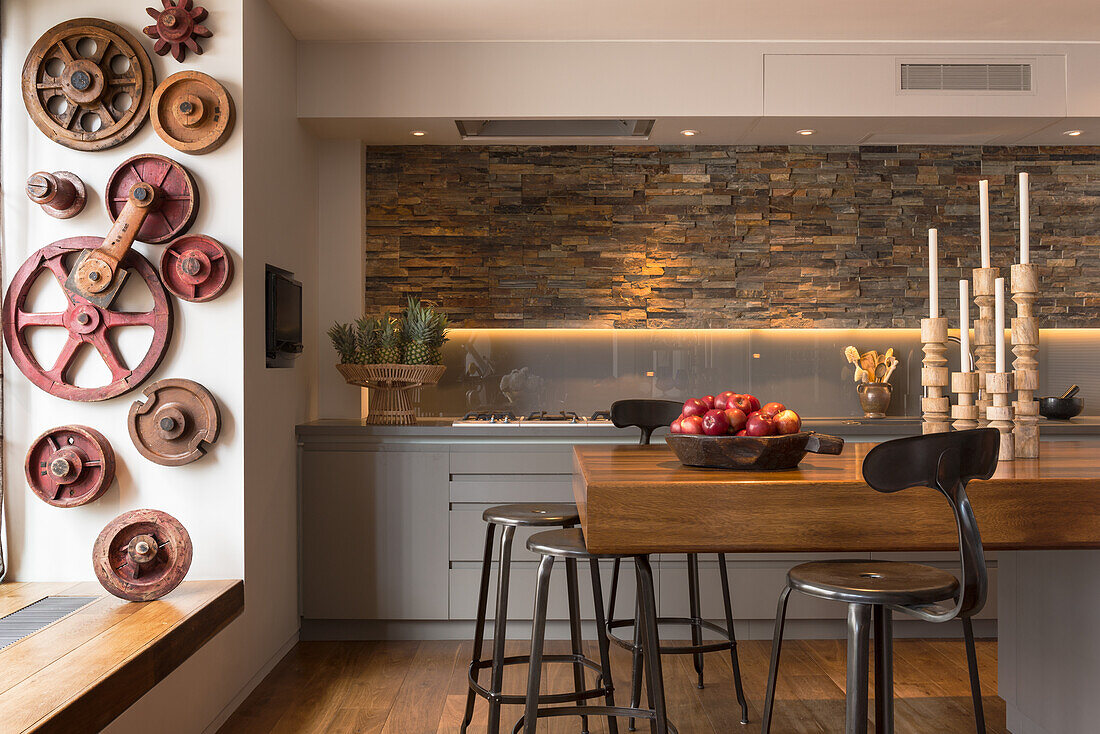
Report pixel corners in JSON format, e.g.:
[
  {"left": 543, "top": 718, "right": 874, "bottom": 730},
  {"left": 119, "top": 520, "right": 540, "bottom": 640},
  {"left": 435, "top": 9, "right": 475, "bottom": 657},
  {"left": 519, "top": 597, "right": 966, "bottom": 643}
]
[
  {"left": 105, "top": 154, "right": 197, "bottom": 244},
  {"left": 93, "top": 509, "right": 193, "bottom": 602},
  {"left": 25, "top": 425, "right": 115, "bottom": 507},
  {"left": 2, "top": 237, "right": 172, "bottom": 402},
  {"left": 160, "top": 235, "right": 232, "bottom": 302}
]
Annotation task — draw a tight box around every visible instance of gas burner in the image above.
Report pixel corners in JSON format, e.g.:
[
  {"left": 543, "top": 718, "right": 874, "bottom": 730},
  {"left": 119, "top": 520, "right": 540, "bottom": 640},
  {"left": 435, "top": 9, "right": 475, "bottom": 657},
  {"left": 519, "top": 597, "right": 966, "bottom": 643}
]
[
  {"left": 589, "top": 410, "right": 612, "bottom": 422},
  {"left": 459, "top": 411, "right": 517, "bottom": 423},
  {"left": 526, "top": 410, "right": 581, "bottom": 423}
]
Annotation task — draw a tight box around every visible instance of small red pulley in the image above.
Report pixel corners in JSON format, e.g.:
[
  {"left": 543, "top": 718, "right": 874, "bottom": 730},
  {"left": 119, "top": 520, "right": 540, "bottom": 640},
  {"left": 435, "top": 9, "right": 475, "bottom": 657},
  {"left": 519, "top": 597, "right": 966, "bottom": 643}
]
[
  {"left": 160, "top": 235, "right": 232, "bottom": 302},
  {"left": 93, "top": 509, "right": 193, "bottom": 602},
  {"left": 25, "top": 425, "right": 115, "bottom": 507}
]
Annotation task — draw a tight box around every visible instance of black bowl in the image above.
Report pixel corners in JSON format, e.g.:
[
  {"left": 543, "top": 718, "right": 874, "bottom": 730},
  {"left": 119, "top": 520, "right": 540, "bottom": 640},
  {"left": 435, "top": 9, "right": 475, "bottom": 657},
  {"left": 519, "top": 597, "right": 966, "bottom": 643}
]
[{"left": 1038, "top": 396, "right": 1083, "bottom": 420}]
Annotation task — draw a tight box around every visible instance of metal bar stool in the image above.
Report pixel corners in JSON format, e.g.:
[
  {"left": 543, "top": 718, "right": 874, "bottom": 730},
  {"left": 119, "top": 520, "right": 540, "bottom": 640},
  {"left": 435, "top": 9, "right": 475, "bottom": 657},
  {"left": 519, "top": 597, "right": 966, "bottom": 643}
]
[
  {"left": 519, "top": 528, "right": 674, "bottom": 734},
  {"left": 462, "top": 503, "right": 610, "bottom": 734},
  {"left": 762, "top": 428, "right": 999, "bottom": 734},
  {"left": 607, "top": 399, "right": 750, "bottom": 728}
]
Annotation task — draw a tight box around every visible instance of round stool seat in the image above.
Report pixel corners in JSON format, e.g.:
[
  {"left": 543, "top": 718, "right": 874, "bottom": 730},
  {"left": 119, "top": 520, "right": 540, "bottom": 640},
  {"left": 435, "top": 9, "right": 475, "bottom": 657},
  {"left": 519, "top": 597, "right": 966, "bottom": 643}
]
[
  {"left": 482, "top": 503, "right": 580, "bottom": 527},
  {"left": 527, "top": 528, "right": 617, "bottom": 559},
  {"left": 788, "top": 559, "right": 960, "bottom": 607}
]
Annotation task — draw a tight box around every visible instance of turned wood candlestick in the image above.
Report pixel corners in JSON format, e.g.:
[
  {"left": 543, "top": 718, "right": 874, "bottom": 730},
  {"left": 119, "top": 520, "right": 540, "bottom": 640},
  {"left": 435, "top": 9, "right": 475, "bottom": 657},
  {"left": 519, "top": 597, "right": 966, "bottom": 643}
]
[
  {"left": 972, "top": 267, "right": 997, "bottom": 426},
  {"left": 1011, "top": 263, "right": 1039, "bottom": 458},
  {"left": 986, "top": 371, "right": 1015, "bottom": 461},
  {"left": 951, "top": 371, "right": 980, "bottom": 431},
  {"left": 921, "top": 317, "right": 951, "bottom": 434}
]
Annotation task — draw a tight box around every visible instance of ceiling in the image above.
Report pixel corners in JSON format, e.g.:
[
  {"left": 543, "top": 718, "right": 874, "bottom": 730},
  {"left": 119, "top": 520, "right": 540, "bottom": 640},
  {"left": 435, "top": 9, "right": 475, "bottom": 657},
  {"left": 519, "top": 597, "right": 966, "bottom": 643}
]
[{"left": 268, "top": 0, "right": 1100, "bottom": 42}]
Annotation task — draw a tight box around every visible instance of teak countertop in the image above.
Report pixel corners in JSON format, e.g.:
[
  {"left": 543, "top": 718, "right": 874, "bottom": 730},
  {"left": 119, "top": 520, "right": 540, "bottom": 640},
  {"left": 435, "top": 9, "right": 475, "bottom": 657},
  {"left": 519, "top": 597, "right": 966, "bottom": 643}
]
[
  {"left": 573, "top": 442, "right": 1100, "bottom": 555},
  {"left": 0, "top": 579, "right": 243, "bottom": 734}
]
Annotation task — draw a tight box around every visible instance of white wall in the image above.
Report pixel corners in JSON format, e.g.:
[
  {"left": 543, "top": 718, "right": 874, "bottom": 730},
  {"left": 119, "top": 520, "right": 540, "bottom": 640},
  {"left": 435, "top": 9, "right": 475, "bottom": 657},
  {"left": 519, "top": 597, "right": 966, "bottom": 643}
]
[{"left": 2, "top": 1, "right": 318, "bottom": 731}]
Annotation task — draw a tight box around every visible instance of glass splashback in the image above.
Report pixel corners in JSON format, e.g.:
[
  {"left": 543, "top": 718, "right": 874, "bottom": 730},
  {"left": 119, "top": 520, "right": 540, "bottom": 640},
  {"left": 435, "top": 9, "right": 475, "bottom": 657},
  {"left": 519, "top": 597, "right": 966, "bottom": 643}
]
[{"left": 413, "top": 328, "right": 1099, "bottom": 419}]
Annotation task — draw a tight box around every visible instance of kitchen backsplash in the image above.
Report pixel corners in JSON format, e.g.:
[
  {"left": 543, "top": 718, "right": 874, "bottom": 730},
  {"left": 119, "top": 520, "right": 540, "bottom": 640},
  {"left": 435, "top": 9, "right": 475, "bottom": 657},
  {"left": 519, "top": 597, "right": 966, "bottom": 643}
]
[
  {"left": 364, "top": 145, "right": 1100, "bottom": 327},
  {"left": 414, "top": 328, "right": 1097, "bottom": 418}
]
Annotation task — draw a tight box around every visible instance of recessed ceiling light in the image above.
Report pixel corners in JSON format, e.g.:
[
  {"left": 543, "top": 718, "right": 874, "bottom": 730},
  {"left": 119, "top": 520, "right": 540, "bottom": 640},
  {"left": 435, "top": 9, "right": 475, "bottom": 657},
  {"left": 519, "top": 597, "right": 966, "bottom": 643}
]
[
  {"left": 680, "top": 129, "right": 698, "bottom": 137},
  {"left": 410, "top": 130, "right": 427, "bottom": 137},
  {"left": 796, "top": 129, "right": 815, "bottom": 136},
  {"left": 1063, "top": 129, "right": 1083, "bottom": 137}
]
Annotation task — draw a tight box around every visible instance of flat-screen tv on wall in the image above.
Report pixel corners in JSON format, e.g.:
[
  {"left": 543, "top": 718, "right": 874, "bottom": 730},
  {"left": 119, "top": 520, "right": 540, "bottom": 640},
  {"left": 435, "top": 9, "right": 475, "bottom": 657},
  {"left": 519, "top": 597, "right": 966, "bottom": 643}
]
[{"left": 266, "top": 265, "right": 302, "bottom": 368}]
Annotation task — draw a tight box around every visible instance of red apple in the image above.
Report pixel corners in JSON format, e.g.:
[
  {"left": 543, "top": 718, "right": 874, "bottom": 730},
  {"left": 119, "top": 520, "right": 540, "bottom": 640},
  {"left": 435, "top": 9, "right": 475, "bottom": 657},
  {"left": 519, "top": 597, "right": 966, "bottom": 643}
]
[
  {"left": 745, "top": 413, "right": 776, "bottom": 436},
  {"left": 735, "top": 429, "right": 748, "bottom": 436},
  {"left": 760, "top": 401, "right": 785, "bottom": 418},
  {"left": 702, "top": 409, "right": 729, "bottom": 436},
  {"left": 731, "top": 394, "right": 754, "bottom": 413},
  {"left": 743, "top": 394, "right": 761, "bottom": 413},
  {"left": 702, "top": 395, "right": 716, "bottom": 409},
  {"left": 714, "top": 391, "right": 737, "bottom": 410},
  {"left": 723, "top": 407, "right": 747, "bottom": 433},
  {"left": 680, "top": 414, "right": 704, "bottom": 434},
  {"left": 682, "top": 398, "right": 708, "bottom": 418},
  {"left": 670, "top": 417, "right": 683, "bottom": 434},
  {"left": 773, "top": 409, "right": 802, "bottom": 435}
]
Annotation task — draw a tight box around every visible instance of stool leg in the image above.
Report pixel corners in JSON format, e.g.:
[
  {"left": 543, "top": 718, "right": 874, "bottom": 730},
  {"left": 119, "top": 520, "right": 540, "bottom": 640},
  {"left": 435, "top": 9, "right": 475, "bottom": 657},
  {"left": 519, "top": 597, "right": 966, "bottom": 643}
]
[
  {"left": 566, "top": 558, "right": 591, "bottom": 734},
  {"left": 487, "top": 524, "right": 516, "bottom": 734},
  {"left": 687, "top": 553, "right": 705, "bottom": 689},
  {"left": 846, "top": 603, "right": 872, "bottom": 734},
  {"left": 607, "top": 557, "right": 622, "bottom": 624},
  {"left": 962, "top": 617, "right": 987, "bottom": 734},
  {"left": 523, "top": 554, "right": 555, "bottom": 734},
  {"left": 717, "top": 553, "right": 749, "bottom": 724},
  {"left": 628, "top": 592, "right": 644, "bottom": 732},
  {"left": 462, "top": 523, "right": 497, "bottom": 734},
  {"left": 761, "top": 585, "right": 792, "bottom": 734},
  {"left": 873, "top": 606, "right": 894, "bottom": 734},
  {"left": 589, "top": 558, "right": 621, "bottom": 734},
  {"left": 636, "top": 555, "right": 669, "bottom": 734}
]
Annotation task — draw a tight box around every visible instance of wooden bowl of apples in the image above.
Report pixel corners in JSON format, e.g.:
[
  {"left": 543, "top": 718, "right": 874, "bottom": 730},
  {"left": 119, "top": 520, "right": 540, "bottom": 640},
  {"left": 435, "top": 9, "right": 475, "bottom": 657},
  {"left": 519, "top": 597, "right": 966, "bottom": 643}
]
[{"left": 666, "top": 392, "right": 844, "bottom": 471}]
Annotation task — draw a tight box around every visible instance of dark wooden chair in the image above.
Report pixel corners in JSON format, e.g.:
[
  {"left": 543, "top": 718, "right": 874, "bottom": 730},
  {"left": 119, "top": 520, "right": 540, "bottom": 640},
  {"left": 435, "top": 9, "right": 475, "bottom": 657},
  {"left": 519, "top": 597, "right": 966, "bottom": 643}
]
[
  {"left": 762, "top": 428, "right": 999, "bottom": 734},
  {"left": 607, "top": 399, "right": 750, "bottom": 728}
]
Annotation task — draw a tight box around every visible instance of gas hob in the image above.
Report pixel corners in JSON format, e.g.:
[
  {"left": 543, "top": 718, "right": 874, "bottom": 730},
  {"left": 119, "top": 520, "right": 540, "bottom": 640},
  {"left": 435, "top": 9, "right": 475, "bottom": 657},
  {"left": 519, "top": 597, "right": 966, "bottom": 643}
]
[{"left": 452, "top": 410, "right": 612, "bottom": 427}]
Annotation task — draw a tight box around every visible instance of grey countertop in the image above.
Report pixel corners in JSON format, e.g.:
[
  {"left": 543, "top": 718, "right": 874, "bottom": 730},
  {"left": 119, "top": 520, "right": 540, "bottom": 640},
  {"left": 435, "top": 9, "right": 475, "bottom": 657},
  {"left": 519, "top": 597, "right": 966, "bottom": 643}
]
[{"left": 298, "top": 415, "right": 1100, "bottom": 440}]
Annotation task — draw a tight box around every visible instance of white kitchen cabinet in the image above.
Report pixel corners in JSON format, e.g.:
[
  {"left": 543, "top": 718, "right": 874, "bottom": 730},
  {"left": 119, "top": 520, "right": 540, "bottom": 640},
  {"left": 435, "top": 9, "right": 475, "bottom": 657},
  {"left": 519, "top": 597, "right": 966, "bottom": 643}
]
[{"left": 300, "top": 447, "right": 449, "bottom": 620}]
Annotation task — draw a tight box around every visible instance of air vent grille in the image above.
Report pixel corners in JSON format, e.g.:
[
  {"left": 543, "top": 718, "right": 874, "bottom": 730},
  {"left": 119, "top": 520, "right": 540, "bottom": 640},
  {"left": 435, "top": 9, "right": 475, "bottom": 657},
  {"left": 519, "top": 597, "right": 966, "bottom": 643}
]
[
  {"left": 0, "top": 596, "right": 97, "bottom": 650},
  {"left": 456, "top": 119, "right": 654, "bottom": 139},
  {"left": 900, "top": 63, "right": 1032, "bottom": 92}
]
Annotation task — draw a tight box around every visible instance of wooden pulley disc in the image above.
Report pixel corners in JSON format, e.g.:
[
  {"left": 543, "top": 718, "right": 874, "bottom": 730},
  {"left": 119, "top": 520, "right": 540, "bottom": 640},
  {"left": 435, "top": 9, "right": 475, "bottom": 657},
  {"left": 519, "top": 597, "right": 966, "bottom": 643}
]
[
  {"left": 25, "top": 425, "right": 115, "bottom": 508},
  {"left": 151, "top": 71, "right": 234, "bottom": 154},
  {"left": 128, "top": 378, "right": 220, "bottom": 466},
  {"left": 160, "top": 235, "right": 233, "bottom": 302},
  {"left": 93, "top": 509, "right": 193, "bottom": 602},
  {"left": 106, "top": 154, "right": 198, "bottom": 244},
  {"left": 2, "top": 237, "right": 173, "bottom": 402},
  {"left": 22, "top": 18, "right": 155, "bottom": 151},
  {"left": 26, "top": 171, "right": 87, "bottom": 219}
]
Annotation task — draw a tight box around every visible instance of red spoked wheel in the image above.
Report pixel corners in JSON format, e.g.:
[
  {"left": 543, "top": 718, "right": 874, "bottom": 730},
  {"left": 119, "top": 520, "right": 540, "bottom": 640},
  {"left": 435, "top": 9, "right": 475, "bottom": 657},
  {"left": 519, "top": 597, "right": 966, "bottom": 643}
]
[
  {"left": 25, "top": 425, "right": 116, "bottom": 507},
  {"left": 2, "top": 237, "right": 172, "bottom": 402}
]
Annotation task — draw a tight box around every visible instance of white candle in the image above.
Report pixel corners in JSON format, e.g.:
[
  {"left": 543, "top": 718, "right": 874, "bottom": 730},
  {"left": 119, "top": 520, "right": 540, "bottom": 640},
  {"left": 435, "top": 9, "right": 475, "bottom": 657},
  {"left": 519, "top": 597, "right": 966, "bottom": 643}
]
[
  {"left": 994, "top": 277, "right": 1006, "bottom": 372},
  {"left": 928, "top": 229, "right": 939, "bottom": 318},
  {"left": 960, "top": 279, "right": 970, "bottom": 372},
  {"left": 1019, "top": 171, "right": 1030, "bottom": 264},
  {"left": 979, "top": 179, "right": 991, "bottom": 268}
]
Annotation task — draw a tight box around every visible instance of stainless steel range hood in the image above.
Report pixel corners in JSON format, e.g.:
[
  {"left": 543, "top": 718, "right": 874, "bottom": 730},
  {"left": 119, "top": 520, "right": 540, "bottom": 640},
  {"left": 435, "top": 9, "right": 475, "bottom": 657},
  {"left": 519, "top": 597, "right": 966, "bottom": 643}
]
[{"left": 455, "top": 119, "right": 654, "bottom": 140}]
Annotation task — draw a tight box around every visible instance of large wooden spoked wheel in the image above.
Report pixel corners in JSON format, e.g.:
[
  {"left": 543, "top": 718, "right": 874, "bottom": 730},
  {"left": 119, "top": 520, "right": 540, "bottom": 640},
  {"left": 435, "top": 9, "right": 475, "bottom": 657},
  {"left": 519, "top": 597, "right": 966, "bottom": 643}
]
[
  {"left": 22, "top": 18, "right": 155, "bottom": 151},
  {"left": 2, "top": 237, "right": 173, "bottom": 402}
]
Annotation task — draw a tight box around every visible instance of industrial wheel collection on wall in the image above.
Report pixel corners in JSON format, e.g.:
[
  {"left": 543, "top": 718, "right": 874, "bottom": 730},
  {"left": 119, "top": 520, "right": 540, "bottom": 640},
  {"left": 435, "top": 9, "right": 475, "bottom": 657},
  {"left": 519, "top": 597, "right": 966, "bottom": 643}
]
[{"left": 9, "top": 10, "right": 228, "bottom": 602}]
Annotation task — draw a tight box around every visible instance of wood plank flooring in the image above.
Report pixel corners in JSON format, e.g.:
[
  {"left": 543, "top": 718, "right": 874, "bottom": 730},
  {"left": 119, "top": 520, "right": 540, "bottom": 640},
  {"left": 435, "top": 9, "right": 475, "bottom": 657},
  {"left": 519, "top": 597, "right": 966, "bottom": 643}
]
[{"left": 220, "top": 637, "right": 1006, "bottom": 733}]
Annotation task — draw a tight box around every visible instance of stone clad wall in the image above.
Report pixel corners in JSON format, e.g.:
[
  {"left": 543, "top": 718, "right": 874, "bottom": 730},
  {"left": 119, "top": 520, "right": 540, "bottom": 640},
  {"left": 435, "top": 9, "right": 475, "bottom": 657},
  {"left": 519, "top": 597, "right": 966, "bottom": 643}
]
[{"left": 363, "top": 145, "right": 1100, "bottom": 327}]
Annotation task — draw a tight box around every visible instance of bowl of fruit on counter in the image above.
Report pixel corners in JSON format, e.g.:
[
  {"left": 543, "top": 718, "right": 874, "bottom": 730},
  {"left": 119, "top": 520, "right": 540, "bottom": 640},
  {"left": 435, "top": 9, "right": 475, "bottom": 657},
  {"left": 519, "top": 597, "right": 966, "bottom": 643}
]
[{"left": 666, "top": 391, "right": 844, "bottom": 471}]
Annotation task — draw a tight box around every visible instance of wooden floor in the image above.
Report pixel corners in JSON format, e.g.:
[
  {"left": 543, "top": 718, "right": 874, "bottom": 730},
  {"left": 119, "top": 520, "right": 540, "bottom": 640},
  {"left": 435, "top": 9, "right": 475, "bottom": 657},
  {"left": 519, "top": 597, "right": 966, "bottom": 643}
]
[{"left": 219, "top": 637, "right": 1005, "bottom": 733}]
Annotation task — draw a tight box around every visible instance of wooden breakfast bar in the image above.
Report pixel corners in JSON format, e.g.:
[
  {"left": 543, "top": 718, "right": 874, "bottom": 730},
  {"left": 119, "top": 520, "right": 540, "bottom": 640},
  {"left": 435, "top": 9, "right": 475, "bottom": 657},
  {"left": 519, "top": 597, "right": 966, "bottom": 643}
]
[{"left": 573, "top": 441, "right": 1100, "bottom": 734}]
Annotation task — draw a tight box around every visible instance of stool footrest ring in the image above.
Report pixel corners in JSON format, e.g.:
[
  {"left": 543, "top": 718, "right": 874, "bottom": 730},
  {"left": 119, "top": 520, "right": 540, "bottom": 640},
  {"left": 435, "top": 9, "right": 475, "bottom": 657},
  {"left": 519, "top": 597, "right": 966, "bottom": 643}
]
[
  {"left": 467, "top": 653, "right": 612, "bottom": 706},
  {"left": 512, "top": 705, "right": 681, "bottom": 734},
  {"left": 607, "top": 616, "right": 736, "bottom": 655}
]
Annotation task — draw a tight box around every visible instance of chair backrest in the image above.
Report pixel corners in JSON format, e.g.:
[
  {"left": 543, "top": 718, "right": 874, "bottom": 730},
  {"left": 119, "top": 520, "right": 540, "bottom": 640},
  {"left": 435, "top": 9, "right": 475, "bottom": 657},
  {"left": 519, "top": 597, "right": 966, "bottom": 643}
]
[
  {"left": 861, "top": 428, "right": 999, "bottom": 620},
  {"left": 610, "top": 399, "right": 684, "bottom": 445}
]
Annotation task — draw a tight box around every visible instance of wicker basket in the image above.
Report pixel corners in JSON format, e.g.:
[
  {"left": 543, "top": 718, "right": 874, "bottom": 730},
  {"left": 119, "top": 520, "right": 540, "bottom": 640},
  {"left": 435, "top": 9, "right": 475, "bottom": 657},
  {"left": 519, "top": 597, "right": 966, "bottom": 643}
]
[{"left": 336, "top": 363, "right": 446, "bottom": 425}]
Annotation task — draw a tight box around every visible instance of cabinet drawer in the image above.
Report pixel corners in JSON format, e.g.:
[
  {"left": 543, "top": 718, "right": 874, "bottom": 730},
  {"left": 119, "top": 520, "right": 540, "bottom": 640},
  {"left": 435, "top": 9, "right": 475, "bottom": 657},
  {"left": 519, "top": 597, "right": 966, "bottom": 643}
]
[
  {"left": 450, "top": 477, "right": 574, "bottom": 504},
  {"left": 450, "top": 504, "right": 580, "bottom": 563},
  {"left": 450, "top": 447, "right": 574, "bottom": 475},
  {"left": 450, "top": 559, "right": 639, "bottom": 621}
]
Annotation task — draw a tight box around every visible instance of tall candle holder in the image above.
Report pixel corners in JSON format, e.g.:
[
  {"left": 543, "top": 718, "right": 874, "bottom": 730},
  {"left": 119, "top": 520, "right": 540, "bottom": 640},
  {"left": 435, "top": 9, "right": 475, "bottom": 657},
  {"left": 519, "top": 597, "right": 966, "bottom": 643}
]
[
  {"left": 921, "top": 317, "right": 950, "bottom": 434},
  {"left": 987, "top": 371, "right": 1015, "bottom": 461},
  {"left": 1011, "top": 263, "right": 1039, "bottom": 458},
  {"left": 972, "top": 267, "right": 997, "bottom": 426},
  {"left": 951, "top": 371, "right": 980, "bottom": 430}
]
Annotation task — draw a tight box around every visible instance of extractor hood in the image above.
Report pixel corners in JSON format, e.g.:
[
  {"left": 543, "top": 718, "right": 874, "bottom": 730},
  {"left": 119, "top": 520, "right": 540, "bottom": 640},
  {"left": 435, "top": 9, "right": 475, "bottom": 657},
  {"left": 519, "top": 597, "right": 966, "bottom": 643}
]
[{"left": 455, "top": 119, "right": 655, "bottom": 139}]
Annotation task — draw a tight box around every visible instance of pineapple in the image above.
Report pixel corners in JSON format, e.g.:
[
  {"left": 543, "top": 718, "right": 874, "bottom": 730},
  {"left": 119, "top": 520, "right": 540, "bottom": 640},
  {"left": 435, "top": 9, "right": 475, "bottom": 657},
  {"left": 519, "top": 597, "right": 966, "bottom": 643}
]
[
  {"left": 356, "top": 316, "right": 381, "bottom": 364},
  {"left": 327, "top": 322, "right": 359, "bottom": 365},
  {"left": 375, "top": 317, "right": 404, "bottom": 364},
  {"left": 401, "top": 298, "right": 435, "bottom": 365},
  {"left": 428, "top": 311, "right": 450, "bottom": 365}
]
